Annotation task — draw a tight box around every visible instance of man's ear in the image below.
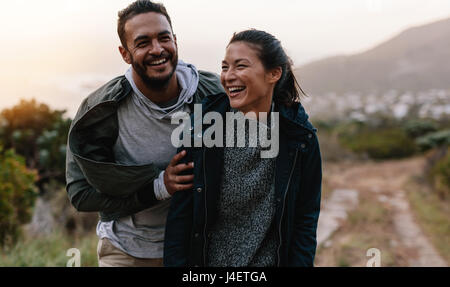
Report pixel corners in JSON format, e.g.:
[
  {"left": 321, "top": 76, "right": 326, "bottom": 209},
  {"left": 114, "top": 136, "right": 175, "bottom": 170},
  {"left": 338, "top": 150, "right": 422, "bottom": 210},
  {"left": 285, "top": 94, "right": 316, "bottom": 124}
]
[
  {"left": 119, "top": 46, "right": 132, "bottom": 65},
  {"left": 267, "top": 67, "right": 282, "bottom": 84}
]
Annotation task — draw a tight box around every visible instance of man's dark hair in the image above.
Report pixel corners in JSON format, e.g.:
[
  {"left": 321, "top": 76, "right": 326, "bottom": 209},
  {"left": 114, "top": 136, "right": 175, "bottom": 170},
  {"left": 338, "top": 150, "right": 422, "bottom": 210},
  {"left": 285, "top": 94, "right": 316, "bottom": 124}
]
[{"left": 118, "top": 0, "right": 173, "bottom": 48}]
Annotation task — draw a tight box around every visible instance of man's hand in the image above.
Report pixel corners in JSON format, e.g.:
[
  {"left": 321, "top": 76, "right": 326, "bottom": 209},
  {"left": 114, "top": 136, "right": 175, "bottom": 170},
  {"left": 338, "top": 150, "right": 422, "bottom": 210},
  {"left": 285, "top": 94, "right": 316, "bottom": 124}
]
[{"left": 164, "top": 150, "right": 194, "bottom": 195}]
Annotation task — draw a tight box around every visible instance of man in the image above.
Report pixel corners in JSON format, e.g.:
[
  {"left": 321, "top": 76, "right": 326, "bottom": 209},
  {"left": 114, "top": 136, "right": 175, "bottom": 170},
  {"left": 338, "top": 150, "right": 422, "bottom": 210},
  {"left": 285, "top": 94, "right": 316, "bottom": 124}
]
[{"left": 66, "top": 0, "right": 224, "bottom": 267}]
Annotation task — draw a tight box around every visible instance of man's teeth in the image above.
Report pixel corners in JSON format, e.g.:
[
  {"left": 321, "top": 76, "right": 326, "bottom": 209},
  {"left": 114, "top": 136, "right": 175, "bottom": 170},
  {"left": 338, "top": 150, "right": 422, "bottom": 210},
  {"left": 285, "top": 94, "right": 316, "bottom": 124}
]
[
  {"left": 149, "top": 58, "right": 167, "bottom": 65},
  {"left": 228, "top": 86, "right": 246, "bottom": 93}
]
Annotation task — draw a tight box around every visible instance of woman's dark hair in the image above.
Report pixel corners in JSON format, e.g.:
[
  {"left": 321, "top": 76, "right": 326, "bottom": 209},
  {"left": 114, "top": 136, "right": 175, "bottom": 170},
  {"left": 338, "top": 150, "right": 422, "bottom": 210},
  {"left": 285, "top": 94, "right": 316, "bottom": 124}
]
[
  {"left": 229, "top": 29, "right": 306, "bottom": 107},
  {"left": 118, "top": 0, "right": 173, "bottom": 48}
]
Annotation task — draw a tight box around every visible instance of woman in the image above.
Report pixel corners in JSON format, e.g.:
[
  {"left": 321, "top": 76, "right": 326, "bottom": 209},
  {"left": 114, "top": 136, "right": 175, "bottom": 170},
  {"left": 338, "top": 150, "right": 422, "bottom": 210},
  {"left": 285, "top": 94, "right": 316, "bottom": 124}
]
[{"left": 164, "top": 30, "right": 322, "bottom": 267}]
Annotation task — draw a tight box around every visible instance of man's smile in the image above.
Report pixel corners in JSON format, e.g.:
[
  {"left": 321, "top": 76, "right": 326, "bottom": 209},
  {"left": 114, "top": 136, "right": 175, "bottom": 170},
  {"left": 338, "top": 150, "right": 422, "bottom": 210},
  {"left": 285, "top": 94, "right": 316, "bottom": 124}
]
[{"left": 146, "top": 57, "right": 170, "bottom": 67}]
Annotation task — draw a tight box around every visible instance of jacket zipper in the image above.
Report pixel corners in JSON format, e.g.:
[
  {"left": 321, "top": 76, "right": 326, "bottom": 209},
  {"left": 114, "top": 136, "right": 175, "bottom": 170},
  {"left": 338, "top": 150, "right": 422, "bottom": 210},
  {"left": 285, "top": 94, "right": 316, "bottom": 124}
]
[
  {"left": 277, "top": 149, "right": 299, "bottom": 266},
  {"left": 202, "top": 149, "right": 208, "bottom": 266}
]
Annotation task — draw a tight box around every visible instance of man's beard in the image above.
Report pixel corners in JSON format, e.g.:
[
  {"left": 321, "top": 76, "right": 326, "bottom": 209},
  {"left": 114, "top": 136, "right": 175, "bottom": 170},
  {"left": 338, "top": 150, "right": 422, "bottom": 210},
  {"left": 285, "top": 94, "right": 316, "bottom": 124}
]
[{"left": 132, "top": 53, "right": 178, "bottom": 90}]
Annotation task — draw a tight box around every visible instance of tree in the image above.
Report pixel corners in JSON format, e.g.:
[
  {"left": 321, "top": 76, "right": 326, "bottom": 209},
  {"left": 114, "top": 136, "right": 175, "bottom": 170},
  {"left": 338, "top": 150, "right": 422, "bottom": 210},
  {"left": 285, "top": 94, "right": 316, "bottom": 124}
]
[
  {"left": 0, "top": 99, "right": 72, "bottom": 193},
  {"left": 0, "top": 146, "right": 38, "bottom": 246}
]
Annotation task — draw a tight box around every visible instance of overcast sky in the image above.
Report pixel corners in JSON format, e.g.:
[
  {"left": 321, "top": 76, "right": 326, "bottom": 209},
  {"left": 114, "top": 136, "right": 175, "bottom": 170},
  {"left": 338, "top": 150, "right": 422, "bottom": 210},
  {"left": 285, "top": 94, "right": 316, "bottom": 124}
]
[{"left": 1, "top": 0, "right": 449, "bottom": 116}]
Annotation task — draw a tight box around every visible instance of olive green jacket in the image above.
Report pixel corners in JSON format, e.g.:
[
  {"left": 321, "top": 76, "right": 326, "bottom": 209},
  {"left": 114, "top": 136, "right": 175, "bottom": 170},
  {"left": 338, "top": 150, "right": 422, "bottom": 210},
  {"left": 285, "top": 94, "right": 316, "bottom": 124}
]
[{"left": 65, "top": 71, "right": 224, "bottom": 221}]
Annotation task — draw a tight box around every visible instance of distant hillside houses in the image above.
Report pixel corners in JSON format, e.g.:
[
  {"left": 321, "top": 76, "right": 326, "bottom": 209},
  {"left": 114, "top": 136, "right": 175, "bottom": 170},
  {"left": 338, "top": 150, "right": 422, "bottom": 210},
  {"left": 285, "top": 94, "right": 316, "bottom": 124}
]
[
  {"left": 302, "top": 89, "right": 450, "bottom": 121},
  {"left": 296, "top": 17, "right": 450, "bottom": 122}
]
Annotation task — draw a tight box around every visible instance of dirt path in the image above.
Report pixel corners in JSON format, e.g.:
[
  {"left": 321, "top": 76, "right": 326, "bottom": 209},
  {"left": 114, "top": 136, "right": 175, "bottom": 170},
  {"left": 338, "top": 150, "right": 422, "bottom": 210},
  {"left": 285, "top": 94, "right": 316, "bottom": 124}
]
[
  {"left": 317, "top": 189, "right": 359, "bottom": 246},
  {"left": 318, "top": 157, "right": 447, "bottom": 267},
  {"left": 389, "top": 189, "right": 447, "bottom": 266}
]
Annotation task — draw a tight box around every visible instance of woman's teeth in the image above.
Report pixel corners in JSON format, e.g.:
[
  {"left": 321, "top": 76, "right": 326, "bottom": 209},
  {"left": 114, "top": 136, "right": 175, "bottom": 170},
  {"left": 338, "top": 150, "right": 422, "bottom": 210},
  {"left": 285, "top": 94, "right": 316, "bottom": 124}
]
[{"left": 228, "top": 86, "right": 246, "bottom": 93}]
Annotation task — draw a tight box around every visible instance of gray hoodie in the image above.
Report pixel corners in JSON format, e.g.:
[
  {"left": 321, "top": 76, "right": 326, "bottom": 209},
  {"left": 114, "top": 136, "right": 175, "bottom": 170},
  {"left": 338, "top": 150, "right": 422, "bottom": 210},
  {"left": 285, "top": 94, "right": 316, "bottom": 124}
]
[{"left": 97, "top": 61, "right": 199, "bottom": 259}]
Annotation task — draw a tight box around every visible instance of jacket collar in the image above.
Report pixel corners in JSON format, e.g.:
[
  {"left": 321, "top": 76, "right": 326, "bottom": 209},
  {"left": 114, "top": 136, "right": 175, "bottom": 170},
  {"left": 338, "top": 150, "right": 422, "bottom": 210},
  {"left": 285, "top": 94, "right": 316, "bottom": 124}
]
[{"left": 201, "top": 93, "right": 316, "bottom": 134}]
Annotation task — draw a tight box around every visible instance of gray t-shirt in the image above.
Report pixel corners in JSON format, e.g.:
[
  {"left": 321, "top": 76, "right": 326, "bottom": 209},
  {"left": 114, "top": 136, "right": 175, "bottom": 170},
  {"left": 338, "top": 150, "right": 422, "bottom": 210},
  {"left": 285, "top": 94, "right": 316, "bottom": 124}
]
[
  {"left": 96, "top": 62, "right": 198, "bottom": 259},
  {"left": 96, "top": 93, "right": 189, "bottom": 258}
]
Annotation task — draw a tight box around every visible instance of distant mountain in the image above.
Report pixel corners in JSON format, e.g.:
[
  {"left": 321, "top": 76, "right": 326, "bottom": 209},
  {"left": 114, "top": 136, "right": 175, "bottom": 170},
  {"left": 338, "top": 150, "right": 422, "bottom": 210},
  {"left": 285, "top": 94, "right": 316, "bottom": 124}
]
[{"left": 295, "top": 17, "right": 450, "bottom": 95}]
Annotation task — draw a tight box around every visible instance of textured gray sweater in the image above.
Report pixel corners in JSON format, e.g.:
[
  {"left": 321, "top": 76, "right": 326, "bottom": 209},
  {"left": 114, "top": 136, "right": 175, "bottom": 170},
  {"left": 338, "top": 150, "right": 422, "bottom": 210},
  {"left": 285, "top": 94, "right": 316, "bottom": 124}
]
[{"left": 207, "top": 114, "right": 278, "bottom": 267}]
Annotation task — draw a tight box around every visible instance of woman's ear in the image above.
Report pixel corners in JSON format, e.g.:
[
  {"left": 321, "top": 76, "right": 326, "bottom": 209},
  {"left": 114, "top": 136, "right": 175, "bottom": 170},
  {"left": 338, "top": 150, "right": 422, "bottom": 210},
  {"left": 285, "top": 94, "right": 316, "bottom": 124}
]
[{"left": 267, "top": 67, "right": 282, "bottom": 84}]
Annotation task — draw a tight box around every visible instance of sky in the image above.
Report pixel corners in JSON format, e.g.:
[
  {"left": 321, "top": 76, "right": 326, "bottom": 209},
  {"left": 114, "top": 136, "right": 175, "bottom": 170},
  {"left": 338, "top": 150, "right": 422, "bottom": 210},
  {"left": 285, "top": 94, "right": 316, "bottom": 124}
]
[{"left": 1, "top": 0, "right": 449, "bottom": 117}]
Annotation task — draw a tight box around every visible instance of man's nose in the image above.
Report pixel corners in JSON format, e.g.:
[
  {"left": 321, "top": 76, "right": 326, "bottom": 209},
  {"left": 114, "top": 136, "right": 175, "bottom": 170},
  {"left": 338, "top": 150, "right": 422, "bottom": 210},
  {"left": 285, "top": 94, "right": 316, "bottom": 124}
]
[{"left": 149, "top": 40, "right": 164, "bottom": 55}]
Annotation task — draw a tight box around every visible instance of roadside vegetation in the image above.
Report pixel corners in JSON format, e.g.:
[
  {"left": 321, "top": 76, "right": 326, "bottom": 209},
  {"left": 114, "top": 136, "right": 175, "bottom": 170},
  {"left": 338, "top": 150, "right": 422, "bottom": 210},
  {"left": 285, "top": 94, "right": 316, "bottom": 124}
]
[{"left": 314, "top": 114, "right": 449, "bottom": 266}]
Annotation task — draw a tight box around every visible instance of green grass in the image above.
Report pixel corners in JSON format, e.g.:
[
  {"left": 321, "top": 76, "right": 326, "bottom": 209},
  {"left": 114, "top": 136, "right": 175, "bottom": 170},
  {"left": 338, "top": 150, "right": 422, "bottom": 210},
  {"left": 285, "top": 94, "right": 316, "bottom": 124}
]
[
  {"left": 336, "top": 233, "right": 396, "bottom": 267},
  {"left": 0, "top": 230, "right": 98, "bottom": 267},
  {"left": 406, "top": 179, "right": 450, "bottom": 264},
  {"left": 347, "top": 199, "right": 389, "bottom": 226},
  {"left": 338, "top": 199, "right": 397, "bottom": 267}
]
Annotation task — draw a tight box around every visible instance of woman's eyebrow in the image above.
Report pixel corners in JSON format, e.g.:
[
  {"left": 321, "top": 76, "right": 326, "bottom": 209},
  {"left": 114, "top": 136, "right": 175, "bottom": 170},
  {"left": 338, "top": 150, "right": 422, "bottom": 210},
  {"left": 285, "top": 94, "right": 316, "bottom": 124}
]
[
  {"left": 222, "top": 58, "right": 251, "bottom": 65},
  {"left": 235, "top": 58, "right": 250, "bottom": 64}
]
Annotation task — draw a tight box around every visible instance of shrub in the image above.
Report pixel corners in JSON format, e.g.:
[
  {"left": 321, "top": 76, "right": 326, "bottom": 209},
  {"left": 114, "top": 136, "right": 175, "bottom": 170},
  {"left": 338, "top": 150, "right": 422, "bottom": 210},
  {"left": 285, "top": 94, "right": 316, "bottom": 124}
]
[
  {"left": 403, "top": 120, "right": 438, "bottom": 139},
  {"left": 416, "top": 130, "right": 450, "bottom": 151},
  {"left": 429, "top": 147, "right": 450, "bottom": 199},
  {"left": 0, "top": 146, "right": 38, "bottom": 246},
  {"left": 0, "top": 99, "right": 72, "bottom": 193},
  {"left": 338, "top": 123, "right": 417, "bottom": 159}
]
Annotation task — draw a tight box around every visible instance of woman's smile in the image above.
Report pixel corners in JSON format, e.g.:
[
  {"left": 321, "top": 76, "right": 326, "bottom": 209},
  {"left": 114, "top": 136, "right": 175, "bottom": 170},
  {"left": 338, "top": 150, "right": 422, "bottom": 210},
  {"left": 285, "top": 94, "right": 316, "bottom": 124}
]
[{"left": 226, "top": 86, "right": 247, "bottom": 98}]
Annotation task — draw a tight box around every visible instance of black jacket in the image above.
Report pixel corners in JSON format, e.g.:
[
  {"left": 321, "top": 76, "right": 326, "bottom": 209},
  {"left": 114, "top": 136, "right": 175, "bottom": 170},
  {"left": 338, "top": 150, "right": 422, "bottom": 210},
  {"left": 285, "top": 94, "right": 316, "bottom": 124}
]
[
  {"left": 164, "top": 93, "right": 322, "bottom": 266},
  {"left": 65, "top": 71, "right": 224, "bottom": 221}
]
